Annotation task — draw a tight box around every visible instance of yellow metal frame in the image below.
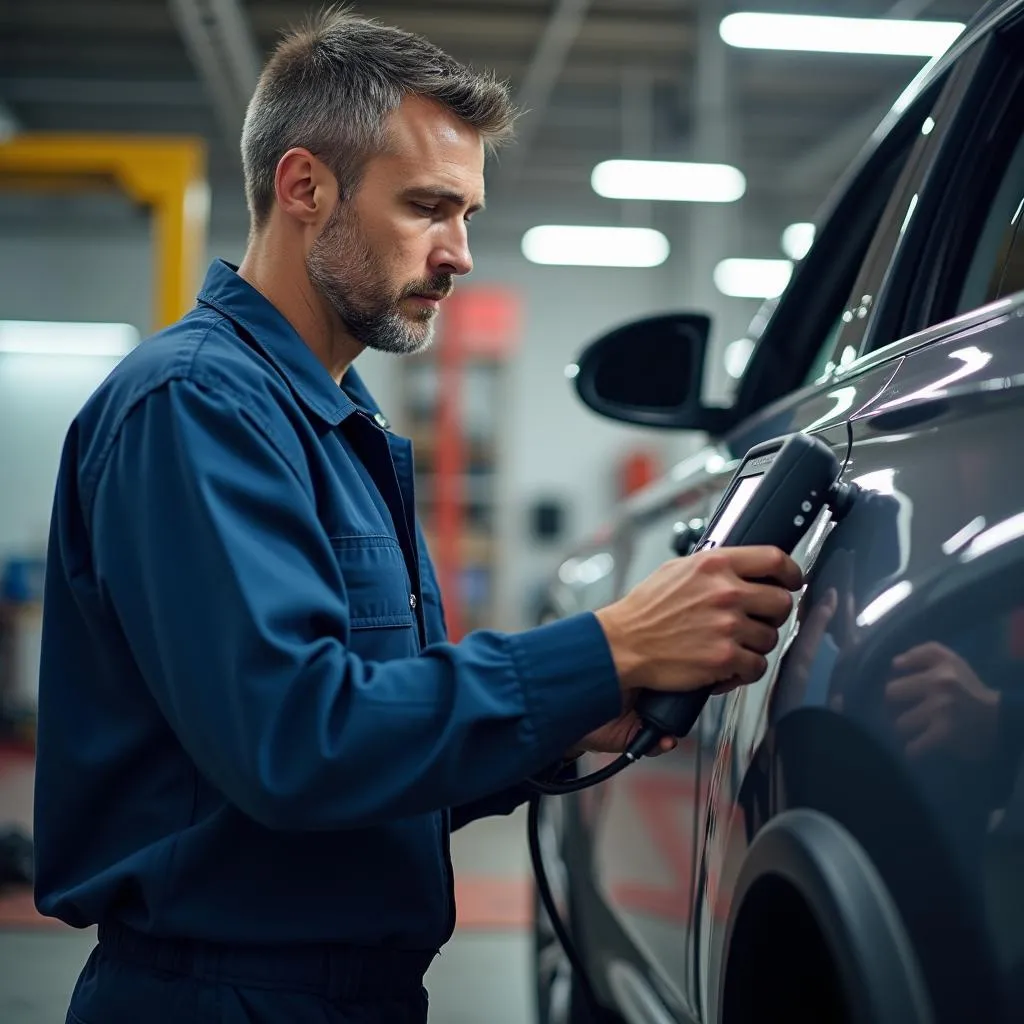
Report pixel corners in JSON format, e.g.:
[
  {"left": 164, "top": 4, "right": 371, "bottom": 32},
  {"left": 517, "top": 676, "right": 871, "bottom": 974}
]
[{"left": 0, "top": 133, "right": 209, "bottom": 330}]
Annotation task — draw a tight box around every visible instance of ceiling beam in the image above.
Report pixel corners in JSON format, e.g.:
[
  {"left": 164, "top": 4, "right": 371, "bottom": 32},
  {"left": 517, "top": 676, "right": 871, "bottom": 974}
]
[
  {"left": 169, "top": 0, "right": 262, "bottom": 149},
  {"left": 0, "top": 78, "right": 206, "bottom": 107},
  {"left": 499, "top": 0, "right": 594, "bottom": 183}
]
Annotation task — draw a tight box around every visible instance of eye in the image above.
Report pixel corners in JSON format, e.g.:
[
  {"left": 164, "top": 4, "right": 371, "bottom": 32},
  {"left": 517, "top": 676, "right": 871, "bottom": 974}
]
[{"left": 412, "top": 202, "right": 436, "bottom": 216}]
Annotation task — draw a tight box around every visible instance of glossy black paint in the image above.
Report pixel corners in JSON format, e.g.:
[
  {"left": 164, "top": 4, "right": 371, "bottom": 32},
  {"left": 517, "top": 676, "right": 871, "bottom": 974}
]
[
  {"left": 702, "top": 306, "right": 1024, "bottom": 1024},
  {"left": 533, "top": 4, "right": 1024, "bottom": 1023}
]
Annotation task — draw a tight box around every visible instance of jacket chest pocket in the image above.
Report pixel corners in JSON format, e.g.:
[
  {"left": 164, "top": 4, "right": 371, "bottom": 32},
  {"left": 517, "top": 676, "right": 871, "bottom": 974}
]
[{"left": 331, "top": 535, "right": 419, "bottom": 659}]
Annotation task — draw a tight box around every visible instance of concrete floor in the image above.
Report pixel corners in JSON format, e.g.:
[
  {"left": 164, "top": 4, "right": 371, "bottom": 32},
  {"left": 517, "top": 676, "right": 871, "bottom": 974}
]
[{"left": 0, "top": 804, "right": 536, "bottom": 1024}]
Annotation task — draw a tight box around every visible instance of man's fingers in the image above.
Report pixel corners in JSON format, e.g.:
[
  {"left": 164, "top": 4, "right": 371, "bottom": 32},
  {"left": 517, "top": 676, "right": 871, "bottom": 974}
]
[
  {"left": 711, "top": 645, "right": 769, "bottom": 691},
  {"left": 741, "top": 581, "right": 796, "bottom": 628},
  {"left": 647, "top": 736, "right": 678, "bottom": 757},
  {"left": 733, "top": 646, "right": 769, "bottom": 685},
  {"left": 736, "top": 617, "right": 781, "bottom": 656},
  {"left": 721, "top": 546, "right": 804, "bottom": 591},
  {"left": 712, "top": 676, "right": 743, "bottom": 695}
]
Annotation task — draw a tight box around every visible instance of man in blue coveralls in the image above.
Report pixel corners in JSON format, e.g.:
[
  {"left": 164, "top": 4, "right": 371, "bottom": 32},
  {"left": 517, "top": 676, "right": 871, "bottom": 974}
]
[{"left": 33, "top": 9, "right": 802, "bottom": 1023}]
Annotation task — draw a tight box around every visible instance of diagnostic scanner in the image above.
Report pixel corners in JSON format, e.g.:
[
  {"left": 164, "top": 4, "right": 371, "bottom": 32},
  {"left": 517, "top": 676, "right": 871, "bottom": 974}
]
[{"left": 628, "top": 431, "right": 855, "bottom": 756}]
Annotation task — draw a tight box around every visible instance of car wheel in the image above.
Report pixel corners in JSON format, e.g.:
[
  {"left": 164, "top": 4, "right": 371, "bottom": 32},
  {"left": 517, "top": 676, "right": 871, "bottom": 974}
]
[
  {"left": 531, "top": 797, "right": 596, "bottom": 1024},
  {"left": 718, "top": 811, "right": 933, "bottom": 1024}
]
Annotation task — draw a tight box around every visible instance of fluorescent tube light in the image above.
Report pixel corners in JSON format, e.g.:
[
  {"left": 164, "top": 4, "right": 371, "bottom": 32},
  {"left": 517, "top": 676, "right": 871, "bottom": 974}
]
[
  {"left": 521, "top": 226, "right": 670, "bottom": 267},
  {"left": 0, "top": 320, "right": 138, "bottom": 356},
  {"left": 719, "top": 13, "right": 964, "bottom": 57},
  {"left": 724, "top": 338, "right": 755, "bottom": 379},
  {"left": 781, "top": 222, "right": 815, "bottom": 260},
  {"left": 714, "top": 259, "right": 793, "bottom": 299},
  {"left": 591, "top": 160, "right": 746, "bottom": 203}
]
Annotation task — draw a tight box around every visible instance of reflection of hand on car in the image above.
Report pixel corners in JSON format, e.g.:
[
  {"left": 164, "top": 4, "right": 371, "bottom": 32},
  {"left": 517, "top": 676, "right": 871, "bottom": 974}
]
[
  {"left": 885, "top": 642, "right": 1001, "bottom": 759},
  {"left": 771, "top": 585, "right": 852, "bottom": 715}
]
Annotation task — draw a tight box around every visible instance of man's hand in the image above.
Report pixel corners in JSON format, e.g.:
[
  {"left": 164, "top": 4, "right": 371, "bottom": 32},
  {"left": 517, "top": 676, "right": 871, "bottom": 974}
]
[
  {"left": 566, "top": 690, "right": 678, "bottom": 760},
  {"left": 595, "top": 546, "right": 803, "bottom": 695}
]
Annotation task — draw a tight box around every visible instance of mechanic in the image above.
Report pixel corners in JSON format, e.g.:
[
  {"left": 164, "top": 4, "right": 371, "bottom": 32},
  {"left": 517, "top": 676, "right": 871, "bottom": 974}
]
[{"left": 33, "top": 9, "right": 803, "bottom": 1024}]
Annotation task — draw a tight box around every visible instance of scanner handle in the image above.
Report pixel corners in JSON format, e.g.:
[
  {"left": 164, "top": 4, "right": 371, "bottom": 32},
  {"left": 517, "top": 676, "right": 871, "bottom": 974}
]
[{"left": 633, "top": 433, "right": 847, "bottom": 740}]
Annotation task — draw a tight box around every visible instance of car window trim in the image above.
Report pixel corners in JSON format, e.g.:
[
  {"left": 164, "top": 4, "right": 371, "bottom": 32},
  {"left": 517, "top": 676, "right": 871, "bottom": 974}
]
[{"left": 832, "top": 287, "right": 1024, "bottom": 382}]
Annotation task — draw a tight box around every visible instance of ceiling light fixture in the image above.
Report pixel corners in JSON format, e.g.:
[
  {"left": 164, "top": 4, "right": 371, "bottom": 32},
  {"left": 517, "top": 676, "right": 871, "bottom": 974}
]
[
  {"left": 724, "top": 338, "right": 755, "bottom": 379},
  {"left": 781, "top": 222, "right": 815, "bottom": 260},
  {"left": 714, "top": 258, "right": 793, "bottom": 299},
  {"left": 591, "top": 159, "right": 746, "bottom": 203},
  {"left": 521, "top": 225, "right": 670, "bottom": 267},
  {"left": 0, "top": 320, "right": 139, "bottom": 356},
  {"left": 719, "top": 13, "right": 964, "bottom": 57}
]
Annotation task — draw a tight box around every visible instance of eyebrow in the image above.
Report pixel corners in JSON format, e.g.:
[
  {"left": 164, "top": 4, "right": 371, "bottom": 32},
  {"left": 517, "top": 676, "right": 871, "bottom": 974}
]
[{"left": 404, "top": 186, "right": 485, "bottom": 215}]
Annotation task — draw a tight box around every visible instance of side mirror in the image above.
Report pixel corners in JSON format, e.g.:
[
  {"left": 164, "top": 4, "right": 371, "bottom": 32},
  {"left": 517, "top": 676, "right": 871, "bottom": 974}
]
[{"left": 569, "top": 312, "right": 733, "bottom": 432}]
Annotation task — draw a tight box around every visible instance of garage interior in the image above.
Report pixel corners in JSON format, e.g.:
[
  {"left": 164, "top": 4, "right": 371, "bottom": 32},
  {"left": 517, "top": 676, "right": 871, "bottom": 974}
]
[{"left": 0, "top": 1, "right": 983, "bottom": 1021}]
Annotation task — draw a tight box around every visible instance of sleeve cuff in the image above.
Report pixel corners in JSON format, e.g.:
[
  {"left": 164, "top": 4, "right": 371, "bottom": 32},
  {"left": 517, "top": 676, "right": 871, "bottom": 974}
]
[{"left": 507, "top": 611, "right": 623, "bottom": 763}]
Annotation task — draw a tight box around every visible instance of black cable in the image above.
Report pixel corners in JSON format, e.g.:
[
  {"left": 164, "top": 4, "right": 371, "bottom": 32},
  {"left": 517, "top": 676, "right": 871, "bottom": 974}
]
[
  {"left": 527, "top": 792, "right": 604, "bottom": 1020},
  {"left": 526, "top": 724, "right": 662, "bottom": 795},
  {"left": 524, "top": 725, "right": 666, "bottom": 1021}
]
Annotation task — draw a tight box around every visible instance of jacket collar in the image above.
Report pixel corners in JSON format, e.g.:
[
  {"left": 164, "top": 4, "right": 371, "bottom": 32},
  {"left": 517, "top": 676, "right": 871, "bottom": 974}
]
[{"left": 196, "top": 259, "right": 387, "bottom": 428}]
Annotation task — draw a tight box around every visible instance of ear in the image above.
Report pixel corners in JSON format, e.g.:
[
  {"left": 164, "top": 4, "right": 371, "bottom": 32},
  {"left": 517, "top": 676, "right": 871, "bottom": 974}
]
[{"left": 274, "top": 148, "right": 339, "bottom": 228}]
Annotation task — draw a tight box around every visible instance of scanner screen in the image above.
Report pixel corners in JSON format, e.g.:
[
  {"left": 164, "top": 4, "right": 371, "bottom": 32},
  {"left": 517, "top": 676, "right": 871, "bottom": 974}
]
[{"left": 702, "top": 474, "right": 764, "bottom": 549}]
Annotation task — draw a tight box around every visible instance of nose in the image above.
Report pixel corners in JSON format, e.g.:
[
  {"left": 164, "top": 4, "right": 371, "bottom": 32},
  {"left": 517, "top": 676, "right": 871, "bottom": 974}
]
[{"left": 430, "top": 222, "right": 473, "bottom": 277}]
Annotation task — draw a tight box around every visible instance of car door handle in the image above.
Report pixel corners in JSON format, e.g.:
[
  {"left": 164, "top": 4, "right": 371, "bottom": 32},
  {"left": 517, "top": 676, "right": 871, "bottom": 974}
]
[{"left": 671, "top": 518, "right": 707, "bottom": 556}]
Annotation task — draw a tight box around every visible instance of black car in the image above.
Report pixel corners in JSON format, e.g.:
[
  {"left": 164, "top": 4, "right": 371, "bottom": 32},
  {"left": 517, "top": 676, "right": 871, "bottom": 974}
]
[{"left": 533, "top": 3, "right": 1024, "bottom": 1022}]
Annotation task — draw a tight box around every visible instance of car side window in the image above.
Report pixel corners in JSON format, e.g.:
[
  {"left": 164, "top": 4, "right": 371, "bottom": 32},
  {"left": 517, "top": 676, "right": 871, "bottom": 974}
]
[
  {"left": 918, "top": 44, "right": 1024, "bottom": 326},
  {"left": 954, "top": 129, "right": 1024, "bottom": 314},
  {"left": 734, "top": 78, "right": 945, "bottom": 412},
  {"left": 996, "top": 208, "right": 1024, "bottom": 297},
  {"left": 856, "top": 31, "right": 1024, "bottom": 350},
  {"left": 828, "top": 48, "right": 984, "bottom": 361},
  {"left": 802, "top": 314, "right": 844, "bottom": 388}
]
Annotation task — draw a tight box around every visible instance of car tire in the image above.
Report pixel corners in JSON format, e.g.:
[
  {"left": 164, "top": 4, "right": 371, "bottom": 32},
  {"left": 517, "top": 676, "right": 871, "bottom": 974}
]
[{"left": 717, "top": 809, "right": 933, "bottom": 1024}]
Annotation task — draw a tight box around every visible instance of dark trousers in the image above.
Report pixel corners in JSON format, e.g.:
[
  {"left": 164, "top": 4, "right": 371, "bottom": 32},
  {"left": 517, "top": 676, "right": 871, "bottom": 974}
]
[{"left": 66, "top": 923, "right": 434, "bottom": 1024}]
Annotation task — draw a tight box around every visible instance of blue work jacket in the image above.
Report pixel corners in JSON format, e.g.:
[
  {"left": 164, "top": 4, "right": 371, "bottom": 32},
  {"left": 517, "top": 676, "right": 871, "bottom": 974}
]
[{"left": 33, "top": 259, "right": 621, "bottom": 950}]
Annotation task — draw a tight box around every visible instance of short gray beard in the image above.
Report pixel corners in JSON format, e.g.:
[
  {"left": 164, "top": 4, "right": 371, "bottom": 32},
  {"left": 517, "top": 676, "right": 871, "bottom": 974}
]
[{"left": 306, "top": 204, "right": 441, "bottom": 356}]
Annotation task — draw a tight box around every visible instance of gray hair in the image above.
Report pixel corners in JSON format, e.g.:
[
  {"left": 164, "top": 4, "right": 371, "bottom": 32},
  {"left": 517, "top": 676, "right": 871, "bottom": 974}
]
[{"left": 241, "top": 5, "right": 518, "bottom": 228}]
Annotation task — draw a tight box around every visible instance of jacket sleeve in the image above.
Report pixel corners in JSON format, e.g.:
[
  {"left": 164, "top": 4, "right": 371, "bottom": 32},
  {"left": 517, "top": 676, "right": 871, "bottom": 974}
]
[
  {"left": 88, "top": 379, "right": 622, "bottom": 832},
  {"left": 448, "top": 760, "right": 578, "bottom": 831}
]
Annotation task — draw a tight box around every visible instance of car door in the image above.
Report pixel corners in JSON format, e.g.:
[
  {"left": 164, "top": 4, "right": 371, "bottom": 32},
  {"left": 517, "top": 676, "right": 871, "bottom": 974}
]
[
  {"left": 694, "top": 12, "right": 1024, "bottom": 1023},
  {"left": 552, "top": 44, "right": 963, "bottom": 1024}
]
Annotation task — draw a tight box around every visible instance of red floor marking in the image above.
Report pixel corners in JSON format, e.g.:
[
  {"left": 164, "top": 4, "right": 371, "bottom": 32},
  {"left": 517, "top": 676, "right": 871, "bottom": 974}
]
[
  {"left": 454, "top": 876, "right": 531, "bottom": 930},
  {"left": 602, "top": 777, "right": 695, "bottom": 924}
]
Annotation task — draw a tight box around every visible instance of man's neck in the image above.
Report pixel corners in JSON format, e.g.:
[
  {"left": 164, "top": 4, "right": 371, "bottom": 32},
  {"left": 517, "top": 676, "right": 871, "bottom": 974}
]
[{"left": 237, "top": 231, "right": 363, "bottom": 384}]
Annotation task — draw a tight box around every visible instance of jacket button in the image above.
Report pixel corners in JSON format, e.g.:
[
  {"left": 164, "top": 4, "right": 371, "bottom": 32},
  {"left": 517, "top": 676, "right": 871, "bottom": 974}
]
[{"left": 410, "top": 594, "right": 418, "bottom": 610}]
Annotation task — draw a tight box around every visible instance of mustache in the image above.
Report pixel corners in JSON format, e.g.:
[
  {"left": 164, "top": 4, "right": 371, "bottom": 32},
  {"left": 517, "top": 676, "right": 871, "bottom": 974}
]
[{"left": 401, "top": 275, "right": 454, "bottom": 301}]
